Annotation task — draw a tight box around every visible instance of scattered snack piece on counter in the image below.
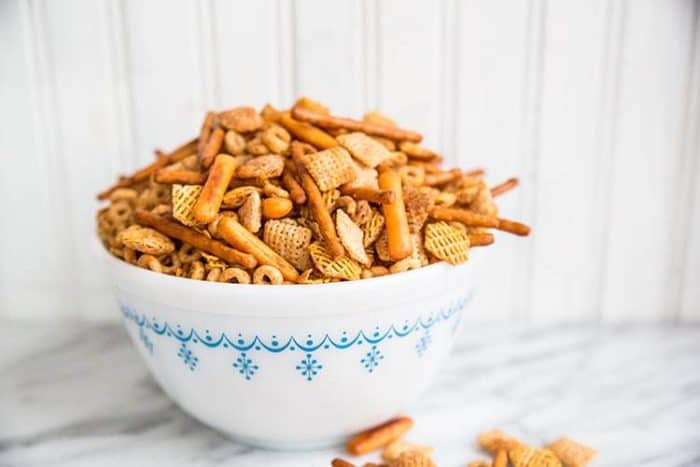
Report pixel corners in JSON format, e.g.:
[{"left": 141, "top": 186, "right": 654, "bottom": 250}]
[
  {"left": 97, "top": 98, "right": 531, "bottom": 284},
  {"left": 546, "top": 437, "right": 597, "bottom": 467},
  {"left": 332, "top": 419, "right": 595, "bottom": 467},
  {"left": 346, "top": 417, "right": 414, "bottom": 456},
  {"left": 468, "top": 429, "right": 595, "bottom": 467},
  {"left": 477, "top": 429, "right": 527, "bottom": 455}
]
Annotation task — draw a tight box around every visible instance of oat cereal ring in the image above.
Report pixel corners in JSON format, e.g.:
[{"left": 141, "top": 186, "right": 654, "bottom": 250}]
[
  {"left": 399, "top": 165, "right": 425, "bottom": 186},
  {"left": 206, "top": 268, "right": 222, "bottom": 282},
  {"left": 109, "top": 188, "right": 138, "bottom": 203},
  {"left": 261, "top": 124, "right": 291, "bottom": 154},
  {"left": 389, "top": 257, "right": 422, "bottom": 274},
  {"left": 137, "top": 254, "right": 163, "bottom": 273},
  {"left": 108, "top": 200, "right": 132, "bottom": 225},
  {"left": 189, "top": 260, "right": 205, "bottom": 280},
  {"left": 158, "top": 252, "right": 183, "bottom": 275},
  {"left": 224, "top": 130, "right": 246, "bottom": 155},
  {"left": 123, "top": 247, "right": 138, "bottom": 264},
  {"left": 253, "top": 265, "right": 284, "bottom": 285},
  {"left": 219, "top": 267, "right": 251, "bottom": 284},
  {"left": 246, "top": 135, "right": 269, "bottom": 156},
  {"left": 177, "top": 243, "right": 202, "bottom": 263}
]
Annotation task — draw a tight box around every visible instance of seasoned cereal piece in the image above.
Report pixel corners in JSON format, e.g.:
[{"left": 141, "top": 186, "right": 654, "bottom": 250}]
[
  {"left": 337, "top": 132, "right": 392, "bottom": 168},
  {"left": 172, "top": 184, "right": 203, "bottom": 226},
  {"left": 423, "top": 222, "right": 469, "bottom": 265},
  {"left": 509, "top": 447, "right": 562, "bottom": 467},
  {"left": 263, "top": 219, "right": 312, "bottom": 271},
  {"left": 309, "top": 242, "right": 361, "bottom": 281},
  {"left": 237, "top": 154, "right": 285, "bottom": 179},
  {"left": 403, "top": 186, "right": 433, "bottom": 234},
  {"left": 238, "top": 191, "right": 262, "bottom": 233},
  {"left": 298, "top": 146, "right": 357, "bottom": 191},
  {"left": 336, "top": 209, "right": 370, "bottom": 266},
  {"left": 478, "top": 429, "right": 526, "bottom": 455},
  {"left": 218, "top": 106, "right": 263, "bottom": 133},
  {"left": 117, "top": 225, "right": 175, "bottom": 255},
  {"left": 546, "top": 437, "right": 596, "bottom": 467}
]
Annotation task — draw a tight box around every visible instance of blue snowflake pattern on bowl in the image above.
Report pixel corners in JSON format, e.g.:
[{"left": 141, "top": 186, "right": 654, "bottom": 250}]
[
  {"left": 139, "top": 326, "right": 154, "bottom": 355},
  {"left": 122, "top": 292, "right": 472, "bottom": 381},
  {"left": 233, "top": 352, "right": 259, "bottom": 380},
  {"left": 415, "top": 328, "right": 431, "bottom": 357},
  {"left": 361, "top": 345, "right": 384, "bottom": 373},
  {"left": 177, "top": 343, "right": 198, "bottom": 371},
  {"left": 296, "top": 354, "right": 323, "bottom": 381}
]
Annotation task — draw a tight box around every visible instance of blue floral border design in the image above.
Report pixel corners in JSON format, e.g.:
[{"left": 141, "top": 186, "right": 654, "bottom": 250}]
[{"left": 120, "top": 291, "right": 473, "bottom": 355}]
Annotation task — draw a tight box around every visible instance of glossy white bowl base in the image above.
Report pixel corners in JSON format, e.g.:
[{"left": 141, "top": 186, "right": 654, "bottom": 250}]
[{"left": 106, "top": 248, "right": 479, "bottom": 450}]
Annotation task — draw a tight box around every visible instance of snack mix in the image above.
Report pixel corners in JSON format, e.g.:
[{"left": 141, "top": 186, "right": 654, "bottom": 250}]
[
  {"left": 97, "top": 98, "right": 530, "bottom": 285},
  {"left": 332, "top": 418, "right": 596, "bottom": 467}
]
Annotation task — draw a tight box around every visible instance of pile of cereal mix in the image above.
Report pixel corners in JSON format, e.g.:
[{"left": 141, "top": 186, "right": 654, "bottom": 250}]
[
  {"left": 97, "top": 98, "right": 530, "bottom": 285},
  {"left": 332, "top": 417, "right": 596, "bottom": 467}
]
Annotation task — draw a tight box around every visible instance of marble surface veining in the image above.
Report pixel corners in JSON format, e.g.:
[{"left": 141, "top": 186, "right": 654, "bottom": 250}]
[{"left": 1, "top": 320, "right": 699, "bottom": 467}]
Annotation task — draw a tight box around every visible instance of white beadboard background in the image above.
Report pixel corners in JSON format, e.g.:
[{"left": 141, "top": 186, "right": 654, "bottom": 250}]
[{"left": 0, "top": 0, "right": 698, "bottom": 322}]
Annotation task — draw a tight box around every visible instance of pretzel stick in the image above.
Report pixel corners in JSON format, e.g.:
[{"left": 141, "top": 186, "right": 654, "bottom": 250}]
[
  {"left": 279, "top": 112, "right": 337, "bottom": 150},
  {"left": 430, "top": 206, "right": 531, "bottom": 237},
  {"left": 346, "top": 416, "right": 414, "bottom": 456},
  {"left": 339, "top": 185, "right": 395, "bottom": 205},
  {"left": 154, "top": 169, "right": 206, "bottom": 185},
  {"left": 331, "top": 459, "right": 355, "bottom": 467},
  {"left": 217, "top": 217, "right": 299, "bottom": 282},
  {"left": 134, "top": 210, "right": 257, "bottom": 269},
  {"left": 97, "top": 138, "right": 198, "bottom": 199},
  {"left": 409, "top": 161, "right": 442, "bottom": 174},
  {"left": 261, "top": 103, "right": 282, "bottom": 124},
  {"left": 378, "top": 166, "right": 412, "bottom": 260},
  {"left": 193, "top": 154, "right": 236, "bottom": 224},
  {"left": 465, "top": 167, "right": 485, "bottom": 177},
  {"left": 292, "top": 142, "right": 345, "bottom": 258},
  {"left": 282, "top": 162, "right": 306, "bottom": 204},
  {"left": 200, "top": 126, "right": 224, "bottom": 169},
  {"left": 490, "top": 177, "right": 519, "bottom": 197},
  {"left": 468, "top": 232, "right": 495, "bottom": 247},
  {"left": 423, "top": 168, "right": 462, "bottom": 187},
  {"left": 292, "top": 106, "right": 422, "bottom": 143},
  {"left": 197, "top": 111, "right": 216, "bottom": 159}
]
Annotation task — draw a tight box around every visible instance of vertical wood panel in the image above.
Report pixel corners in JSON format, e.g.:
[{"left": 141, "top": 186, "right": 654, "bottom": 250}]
[
  {"left": 377, "top": 0, "right": 442, "bottom": 147},
  {"left": 456, "top": 0, "right": 532, "bottom": 320},
  {"left": 0, "top": 0, "right": 63, "bottom": 317},
  {"left": 211, "top": 0, "right": 280, "bottom": 109},
  {"left": 295, "top": 0, "right": 364, "bottom": 115},
  {"left": 512, "top": 0, "right": 546, "bottom": 321},
  {"left": 529, "top": 0, "right": 609, "bottom": 321},
  {"left": 40, "top": 0, "right": 126, "bottom": 319},
  {"left": 600, "top": 0, "right": 695, "bottom": 320},
  {"left": 361, "top": 0, "right": 379, "bottom": 111},
  {"left": 438, "top": 0, "right": 458, "bottom": 165},
  {"left": 122, "top": 0, "right": 201, "bottom": 162},
  {"left": 276, "top": 0, "right": 296, "bottom": 106},
  {"left": 680, "top": 6, "right": 700, "bottom": 322}
]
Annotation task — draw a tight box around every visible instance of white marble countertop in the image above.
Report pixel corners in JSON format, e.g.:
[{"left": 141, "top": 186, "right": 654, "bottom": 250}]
[{"left": 1, "top": 320, "right": 699, "bottom": 467}]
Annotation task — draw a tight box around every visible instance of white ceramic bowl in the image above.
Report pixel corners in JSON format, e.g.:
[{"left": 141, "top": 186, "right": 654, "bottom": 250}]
[{"left": 104, "top": 248, "right": 478, "bottom": 449}]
